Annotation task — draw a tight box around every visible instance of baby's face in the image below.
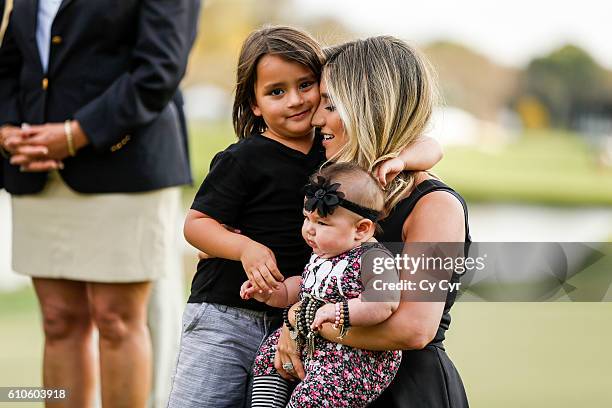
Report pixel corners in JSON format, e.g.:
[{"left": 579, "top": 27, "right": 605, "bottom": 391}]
[{"left": 301, "top": 207, "right": 360, "bottom": 259}]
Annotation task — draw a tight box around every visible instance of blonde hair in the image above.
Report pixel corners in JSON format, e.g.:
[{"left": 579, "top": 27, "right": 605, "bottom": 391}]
[
  {"left": 232, "top": 25, "right": 324, "bottom": 139},
  {"left": 0, "top": 0, "right": 13, "bottom": 46},
  {"left": 322, "top": 36, "right": 439, "bottom": 212}
]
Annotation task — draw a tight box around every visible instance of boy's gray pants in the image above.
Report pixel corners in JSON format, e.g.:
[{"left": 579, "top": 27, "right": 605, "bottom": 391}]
[{"left": 167, "top": 302, "right": 282, "bottom": 408}]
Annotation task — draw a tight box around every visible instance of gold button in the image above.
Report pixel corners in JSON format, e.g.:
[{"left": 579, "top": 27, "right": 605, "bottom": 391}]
[
  {"left": 51, "top": 36, "right": 62, "bottom": 45},
  {"left": 110, "top": 135, "right": 132, "bottom": 152},
  {"left": 42, "top": 77, "right": 48, "bottom": 90}
]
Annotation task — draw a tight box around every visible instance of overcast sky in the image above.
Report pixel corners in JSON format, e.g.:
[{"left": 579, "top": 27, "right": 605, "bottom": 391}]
[{"left": 293, "top": 0, "right": 612, "bottom": 69}]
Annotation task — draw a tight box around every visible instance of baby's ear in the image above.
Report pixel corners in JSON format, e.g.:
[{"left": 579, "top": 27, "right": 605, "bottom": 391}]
[{"left": 355, "top": 219, "right": 375, "bottom": 240}]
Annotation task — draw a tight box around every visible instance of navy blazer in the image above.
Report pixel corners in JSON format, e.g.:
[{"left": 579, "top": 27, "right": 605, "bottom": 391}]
[{"left": 0, "top": 0, "right": 200, "bottom": 194}]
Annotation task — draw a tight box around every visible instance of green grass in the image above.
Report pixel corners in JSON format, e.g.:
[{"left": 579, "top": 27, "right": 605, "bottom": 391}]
[
  {"left": 182, "top": 121, "right": 236, "bottom": 205},
  {"left": 182, "top": 124, "right": 612, "bottom": 206},
  {"left": 0, "top": 286, "right": 39, "bottom": 317},
  {"left": 432, "top": 130, "right": 612, "bottom": 206},
  {"left": 448, "top": 302, "right": 612, "bottom": 407},
  {"left": 0, "top": 287, "right": 44, "bottom": 408},
  {"left": 1, "top": 286, "right": 611, "bottom": 407}
]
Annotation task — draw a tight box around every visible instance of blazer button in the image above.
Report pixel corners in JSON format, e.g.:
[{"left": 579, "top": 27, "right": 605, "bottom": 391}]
[
  {"left": 42, "top": 78, "right": 49, "bottom": 90},
  {"left": 51, "top": 36, "right": 62, "bottom": 45}
]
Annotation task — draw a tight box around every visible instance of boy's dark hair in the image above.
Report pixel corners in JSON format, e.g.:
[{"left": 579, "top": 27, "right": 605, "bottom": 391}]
[{"left": 232, "top": 25, "right": 324, "bottom": 139}]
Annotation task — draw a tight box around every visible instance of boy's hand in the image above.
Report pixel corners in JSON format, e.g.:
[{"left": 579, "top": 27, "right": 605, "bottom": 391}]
[
  {"left": 240, "top": 280, "right": 272, "bottom": 303},
  {"left": 310, "top": 303, "right": 336, "bottom": 332},
  {"left": 374, "top": 157, "right": 404, "bottom": 187},
  {"left": 240, "top": 241, "right": 284, "bottom": 293}
]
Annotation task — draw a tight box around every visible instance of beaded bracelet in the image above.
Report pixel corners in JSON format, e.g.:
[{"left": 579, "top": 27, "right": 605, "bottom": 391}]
[
  {"left": 292, "top": 305, "right": 304, "bottom": 347},
  {"left": 305, "top": 296, "right": 323, "bottom": 357},
  {"left": 298, "top": 294, "right": 323, "bottom": 335},
  {"left": 296, "top": 296, "right": 311, "bottom": 337},
  {"left": 305, "top": 298, "right": 317, "bottom": 357},
  {"left": 283, "top": 305, "right": 299, "bottom": 341},
  {"left": 336, "top": 300, "right": 351, "bottom": 339},
  {"left": 333, "top": 302, "right": 342, "bottom": 328},
  {"left": 304, "top": 296, "right": 318, "bottom": 328},
  {"left": 297, "top": 293, "right": 326, "bottom": 357},
  {"left": 342, "top": 300, "right": 350, "bottom": 327},
  {"left": 282, "top": 306, "right": 292, "bottom": 328}
]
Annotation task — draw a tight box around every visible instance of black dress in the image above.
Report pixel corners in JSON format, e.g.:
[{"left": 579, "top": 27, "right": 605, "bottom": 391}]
[{"left": 369, "top": 178, "right": 470, "bottom": 408}]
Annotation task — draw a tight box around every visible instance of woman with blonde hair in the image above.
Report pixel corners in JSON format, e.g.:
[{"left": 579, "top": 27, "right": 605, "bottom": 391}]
[{"left": 274, "top": 36, "right": 470, "bottom": 407}]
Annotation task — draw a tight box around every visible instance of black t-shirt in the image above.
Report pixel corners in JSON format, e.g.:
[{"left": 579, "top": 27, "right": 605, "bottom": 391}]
[{"left": 188, "top": 133, "right": 326, "bottom": 311}]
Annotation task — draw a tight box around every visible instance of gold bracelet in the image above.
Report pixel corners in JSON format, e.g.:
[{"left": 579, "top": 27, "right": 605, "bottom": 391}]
[{"left": 64, "top": 120, "right": 76, "bottom": 157}]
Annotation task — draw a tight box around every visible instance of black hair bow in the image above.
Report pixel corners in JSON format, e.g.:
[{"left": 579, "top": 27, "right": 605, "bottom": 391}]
[
  {"left": 303, "top": 176, "right": 381, "bottom": 221},
  {"left": 304, "top": 176, "right": 345, "bottom": 217}
]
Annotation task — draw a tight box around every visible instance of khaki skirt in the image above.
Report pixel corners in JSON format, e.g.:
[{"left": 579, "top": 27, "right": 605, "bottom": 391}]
[{"left": 11, "top": 171, "right": 181, "bottom": 283}]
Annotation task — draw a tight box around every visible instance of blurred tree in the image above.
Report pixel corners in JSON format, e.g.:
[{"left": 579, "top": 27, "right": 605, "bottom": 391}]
[
  {"left": 184, "top": 0, "right": 291, "bottom": 88},
  {"left": 520, "top": 45, "right": 609, "bottom": 129},
  {"left": 183, "top": 0, "right": 355, "bottom": 89},
  {"left": 424, "top": 41, "right": 520, "bottom": 121},
  {"left": 302, "top": 16, "right": 357, "bottom": 47}
]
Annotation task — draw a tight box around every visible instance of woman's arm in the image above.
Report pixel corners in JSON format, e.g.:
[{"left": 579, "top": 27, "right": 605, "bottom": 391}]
[
  {"left": 273, "top": 297, "right": 439, "bottom": 381},
  {"left": 311, "top": 296, "right": 398, "bottom": 331},
  {"left": 318, "top": 190, "right": 465, "bottom": 350},
  {"left": 311, "top": 249, "right": 400, "bottom": 330},
  {"left": 317, "top": 299, "right": 445, "bottom": 350},
  {"left": 275, "top": 324, "right": 306, "bottom": 380},
  {"left": 375, "top": 136, "right": 443, "bottom": 186},
  {"left": 73, "top": 0, "right": 199, "bottom": 152}
]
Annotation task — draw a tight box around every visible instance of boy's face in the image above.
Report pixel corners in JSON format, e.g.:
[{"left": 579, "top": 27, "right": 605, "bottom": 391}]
[
  {"left": 301, "top": 207, "right": 363, "bottom": 259},
  {"left": 251, "top": 54, "right": 320, "bottom": 140}
]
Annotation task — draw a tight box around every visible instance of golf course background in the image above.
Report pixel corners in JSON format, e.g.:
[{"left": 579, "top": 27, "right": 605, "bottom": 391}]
[{"left": 1, "top": 123, "right": 611, "bottom": 407}]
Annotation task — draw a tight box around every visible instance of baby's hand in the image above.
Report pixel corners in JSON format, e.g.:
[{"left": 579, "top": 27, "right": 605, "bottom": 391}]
[
  {"left": 310, "top": 303, "right": 336, "bottom": 331},
  {"left": 240, "top": 280, "right": 272, "bottom": 303}
]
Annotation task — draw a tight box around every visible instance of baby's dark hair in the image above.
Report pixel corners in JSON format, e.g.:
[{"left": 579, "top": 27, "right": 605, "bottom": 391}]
[
  {"left": 232, "top": 25, "right": 325, "bottom": 139},
  {"left": 311, "top": 163, "right": 385, "bottom": 218}
]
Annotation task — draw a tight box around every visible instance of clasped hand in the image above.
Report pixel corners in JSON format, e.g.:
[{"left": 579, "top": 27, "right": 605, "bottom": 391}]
[{"left": 0, "top": 122, "right": 83, "bottom": 172}]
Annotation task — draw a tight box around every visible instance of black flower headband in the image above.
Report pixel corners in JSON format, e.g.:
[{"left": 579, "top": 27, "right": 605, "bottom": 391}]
[{"left": 303, "top": 176, "right": 381, "bottom": 221}]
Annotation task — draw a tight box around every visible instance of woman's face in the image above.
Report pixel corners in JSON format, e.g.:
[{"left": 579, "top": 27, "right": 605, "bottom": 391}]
[{"left": 311, "top": 76, "right": 347, "bottom": 159}]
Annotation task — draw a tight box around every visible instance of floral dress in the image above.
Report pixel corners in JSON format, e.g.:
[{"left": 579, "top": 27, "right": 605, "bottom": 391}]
[{"left": 252, "top": 243, "right": 402, "bottom": 408}]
